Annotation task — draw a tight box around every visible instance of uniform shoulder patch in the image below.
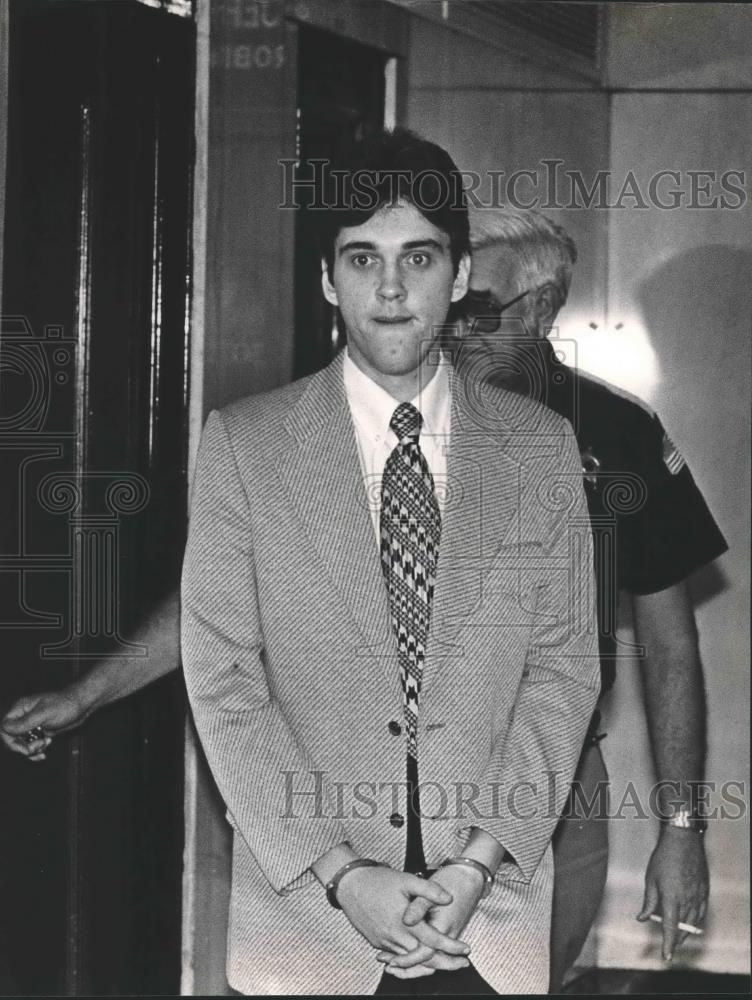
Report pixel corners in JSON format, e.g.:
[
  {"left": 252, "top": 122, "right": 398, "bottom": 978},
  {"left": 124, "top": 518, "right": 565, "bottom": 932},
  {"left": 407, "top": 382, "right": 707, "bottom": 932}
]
[{"left": 662, "top": 432, "right": 686, "bottom": 475}]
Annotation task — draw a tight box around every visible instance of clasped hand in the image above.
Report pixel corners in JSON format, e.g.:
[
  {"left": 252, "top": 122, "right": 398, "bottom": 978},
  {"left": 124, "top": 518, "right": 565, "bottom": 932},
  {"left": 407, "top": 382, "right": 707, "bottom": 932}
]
[{"left": 337, "top": 863, "right": 484, "bottom": 979}]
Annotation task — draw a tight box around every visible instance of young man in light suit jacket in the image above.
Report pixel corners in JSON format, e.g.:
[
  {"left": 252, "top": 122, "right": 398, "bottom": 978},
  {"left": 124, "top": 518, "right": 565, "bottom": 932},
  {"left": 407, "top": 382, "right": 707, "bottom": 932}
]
[{"left": 181, "top": 128, "right": 600, "bottom": 995}]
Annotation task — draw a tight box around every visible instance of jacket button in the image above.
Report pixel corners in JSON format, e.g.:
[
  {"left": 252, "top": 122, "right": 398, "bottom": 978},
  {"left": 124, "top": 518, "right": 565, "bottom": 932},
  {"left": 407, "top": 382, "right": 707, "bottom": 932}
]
[
  {"left": 388, "top": 720, "right": 401, "bottom": 736},
  {"left": 389, "top": 812, "right": 404, "bottom": 829}
]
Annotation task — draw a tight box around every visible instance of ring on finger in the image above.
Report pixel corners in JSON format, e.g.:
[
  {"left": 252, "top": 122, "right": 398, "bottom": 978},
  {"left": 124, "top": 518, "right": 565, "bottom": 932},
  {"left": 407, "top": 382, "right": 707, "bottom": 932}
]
[{"left": 21, "top": 726, "right": 47, "bottom": 745}]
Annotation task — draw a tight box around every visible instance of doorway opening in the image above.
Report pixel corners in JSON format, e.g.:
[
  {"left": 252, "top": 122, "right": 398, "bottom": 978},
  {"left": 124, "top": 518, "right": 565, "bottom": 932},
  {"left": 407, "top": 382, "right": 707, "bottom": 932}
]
[{"left": 294, "top": 24, "right": 387, "bottom": 379}]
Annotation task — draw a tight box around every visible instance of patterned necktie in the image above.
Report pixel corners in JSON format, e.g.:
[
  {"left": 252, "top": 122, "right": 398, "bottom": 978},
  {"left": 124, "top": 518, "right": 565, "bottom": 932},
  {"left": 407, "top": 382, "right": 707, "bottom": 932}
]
[{"left": 379, "top": 402, "right": 442, "bottom": 760}]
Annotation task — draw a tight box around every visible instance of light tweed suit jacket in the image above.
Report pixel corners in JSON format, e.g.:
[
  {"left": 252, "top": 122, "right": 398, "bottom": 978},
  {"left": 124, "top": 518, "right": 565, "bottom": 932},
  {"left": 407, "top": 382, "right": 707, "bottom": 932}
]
[{"left": 182, "top": 352, "right": 599, "bottom": 996}]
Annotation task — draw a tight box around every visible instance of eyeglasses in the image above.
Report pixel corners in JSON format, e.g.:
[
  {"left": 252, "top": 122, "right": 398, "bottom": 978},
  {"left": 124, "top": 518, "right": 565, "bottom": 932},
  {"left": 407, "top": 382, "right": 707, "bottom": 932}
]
[{"left": 464, "top": 288, "right": 529, "bottom": 333}]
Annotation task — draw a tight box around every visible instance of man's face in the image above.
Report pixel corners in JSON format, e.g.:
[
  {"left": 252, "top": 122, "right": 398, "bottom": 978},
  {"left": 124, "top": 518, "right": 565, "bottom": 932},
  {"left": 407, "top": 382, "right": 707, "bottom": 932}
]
[
  {"left": 322, "top": 201, "right": 469, "bottom": 395},
  {"left": 468, "top": 244, "right": 521, "bottom": 312},
  {"left": 464, "top": 244, "right": 540, "bottom": 367}
]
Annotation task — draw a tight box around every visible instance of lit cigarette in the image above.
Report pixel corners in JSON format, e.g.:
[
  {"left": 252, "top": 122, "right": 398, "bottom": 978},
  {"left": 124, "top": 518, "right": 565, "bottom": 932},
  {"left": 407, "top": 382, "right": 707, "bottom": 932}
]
[{"left": 648, "top": 914, "right": 703, "bottom": 936}]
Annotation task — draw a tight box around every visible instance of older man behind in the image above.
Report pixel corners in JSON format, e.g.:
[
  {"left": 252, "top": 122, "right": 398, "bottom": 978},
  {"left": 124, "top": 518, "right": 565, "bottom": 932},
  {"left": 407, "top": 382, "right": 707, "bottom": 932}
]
[{"left": 461, "top": 208, "right": 727, "bottom": 990}]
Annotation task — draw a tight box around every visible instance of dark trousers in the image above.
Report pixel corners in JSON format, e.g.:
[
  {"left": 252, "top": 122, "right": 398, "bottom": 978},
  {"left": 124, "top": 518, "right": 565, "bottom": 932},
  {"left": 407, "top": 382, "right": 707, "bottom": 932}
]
[
  {"left": 374, "top": 756, "right": 497, "bottom": 997},
  {"left": 375, "top": 963, "right": 497, "bottom": 996},
  {"left": 549, "top": 741, "right": 610, "bottom": 992}
]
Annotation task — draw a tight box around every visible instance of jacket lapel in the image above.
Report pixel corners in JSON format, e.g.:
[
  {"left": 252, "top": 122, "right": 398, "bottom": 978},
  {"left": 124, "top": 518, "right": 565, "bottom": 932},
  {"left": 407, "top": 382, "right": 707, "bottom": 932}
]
[
  {"left": 275, "top": 357, "right": 546, "bottom": 695},
  {"left": 425, "top": 373, "right": 529, "bottom": 681},
  {"left": 276, "top": 355, "right": 398, "bottom": 691}
]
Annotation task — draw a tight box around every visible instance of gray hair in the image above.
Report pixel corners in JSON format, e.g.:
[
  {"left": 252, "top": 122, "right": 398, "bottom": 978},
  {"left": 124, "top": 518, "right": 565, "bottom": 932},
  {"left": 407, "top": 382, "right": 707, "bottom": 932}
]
[{"left": 469, "top": 207, "right": 578, "bottom": 307}]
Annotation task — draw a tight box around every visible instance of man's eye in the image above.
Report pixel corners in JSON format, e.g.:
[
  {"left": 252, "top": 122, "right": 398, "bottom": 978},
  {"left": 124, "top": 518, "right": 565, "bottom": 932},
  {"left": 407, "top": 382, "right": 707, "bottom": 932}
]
[
  {"left": 406, "top": 252, "right": 430, "bottom": 267},
  {"left": 351, "top": 254, "right": 374, "bottom": 268}
]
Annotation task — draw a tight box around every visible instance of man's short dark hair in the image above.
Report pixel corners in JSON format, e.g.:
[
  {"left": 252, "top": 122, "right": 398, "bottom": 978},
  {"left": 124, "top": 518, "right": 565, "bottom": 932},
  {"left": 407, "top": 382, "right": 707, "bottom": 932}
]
[{"left": 318, "top": 127, "right": 470, "bottom": 276}]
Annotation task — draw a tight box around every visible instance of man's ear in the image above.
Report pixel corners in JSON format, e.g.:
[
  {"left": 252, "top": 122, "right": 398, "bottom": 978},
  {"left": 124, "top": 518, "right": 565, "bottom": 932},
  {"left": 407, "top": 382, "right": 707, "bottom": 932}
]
[
  {"left": 534, "top": 282, "right": 561, "bottom": 325},
  {"left": 451, "top": 252, "right": 471, "bottom": 302},
  {"left": 321, "top": 258, "right": 338, "bottom": 307}
]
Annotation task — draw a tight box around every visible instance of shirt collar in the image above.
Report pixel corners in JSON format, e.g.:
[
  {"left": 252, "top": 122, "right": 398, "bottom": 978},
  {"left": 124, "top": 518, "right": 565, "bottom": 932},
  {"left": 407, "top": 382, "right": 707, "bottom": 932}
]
[{"left": 343, "top": 347, "right": 451, "bottom": 442}]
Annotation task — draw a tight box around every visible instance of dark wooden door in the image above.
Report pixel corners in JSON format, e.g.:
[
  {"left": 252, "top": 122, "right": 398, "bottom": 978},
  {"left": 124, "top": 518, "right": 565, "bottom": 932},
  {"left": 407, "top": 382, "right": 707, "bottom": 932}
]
[
  {"left": 294, "top": 24, "right": 387, "bottom": 379},
  {"left": 0, "top": 2, "right": 194, "bottom": 993}
]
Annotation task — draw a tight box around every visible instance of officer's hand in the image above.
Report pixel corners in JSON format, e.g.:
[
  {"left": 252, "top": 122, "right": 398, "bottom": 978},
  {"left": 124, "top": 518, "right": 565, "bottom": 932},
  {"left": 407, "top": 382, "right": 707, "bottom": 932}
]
[
  {"left": 337, "top": 865, "right": 469, "bottom": 974},
  {"left": 1, "top": 689, "right": 88, "bottom": 761},
  {"left": 637, "top": 826, "right": 709, "bottom": 960},
  {"left": 376, "top": 864, "right": 483, "bottom": 976}
]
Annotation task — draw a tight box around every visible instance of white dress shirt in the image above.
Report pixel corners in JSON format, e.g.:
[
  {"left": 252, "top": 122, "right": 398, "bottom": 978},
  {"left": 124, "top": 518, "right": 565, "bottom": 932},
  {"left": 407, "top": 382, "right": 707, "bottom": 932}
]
[{"left": 343, "top": 348, "right": 451, "bottom": 543}]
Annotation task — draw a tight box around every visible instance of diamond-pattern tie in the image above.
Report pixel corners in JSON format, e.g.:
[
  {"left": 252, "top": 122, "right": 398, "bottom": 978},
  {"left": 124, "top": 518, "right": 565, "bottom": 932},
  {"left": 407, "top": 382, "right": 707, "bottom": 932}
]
[{"left": 379, "top": 402, "right": 441, "bottom": 760}]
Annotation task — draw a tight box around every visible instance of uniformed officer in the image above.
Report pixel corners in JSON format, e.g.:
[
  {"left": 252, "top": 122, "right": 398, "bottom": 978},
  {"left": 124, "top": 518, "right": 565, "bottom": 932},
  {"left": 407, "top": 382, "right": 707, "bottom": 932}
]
[{"left": 459, "top": 207, "right": 728, "bottom": 992}]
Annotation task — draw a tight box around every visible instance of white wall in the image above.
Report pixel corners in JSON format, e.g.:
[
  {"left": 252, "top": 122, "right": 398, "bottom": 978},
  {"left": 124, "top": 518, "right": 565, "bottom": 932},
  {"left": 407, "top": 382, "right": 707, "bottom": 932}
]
[
  {"left": 407, "top": 2, "right": 751, "bottom": 976},
  {"left": 406, "top": 14, "right": 609, "bottom": 328},
  {"left": 594, "top": 5, "right": 752, "bottom": 974}
]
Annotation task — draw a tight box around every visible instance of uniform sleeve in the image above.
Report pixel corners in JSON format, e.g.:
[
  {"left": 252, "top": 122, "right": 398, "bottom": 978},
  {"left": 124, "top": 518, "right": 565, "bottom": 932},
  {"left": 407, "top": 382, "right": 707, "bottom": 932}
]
[{"left": 621, "top": 413, "right": 728, "bottom": 595}]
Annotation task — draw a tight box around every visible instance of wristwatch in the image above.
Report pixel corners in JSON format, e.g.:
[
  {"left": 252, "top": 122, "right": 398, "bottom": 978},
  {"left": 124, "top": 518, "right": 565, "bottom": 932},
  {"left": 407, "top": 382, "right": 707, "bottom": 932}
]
[{"left": 661, "top": 807, "right": 708, "bottom": 833}]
